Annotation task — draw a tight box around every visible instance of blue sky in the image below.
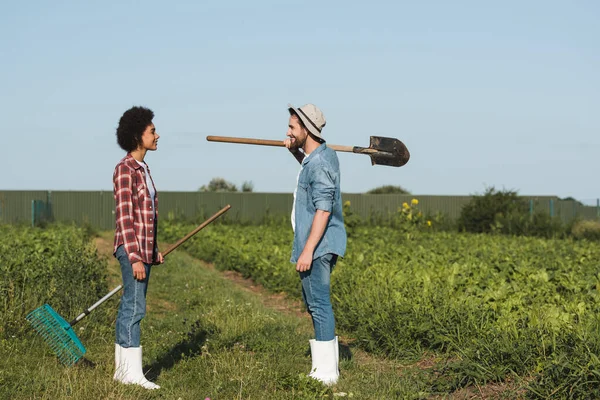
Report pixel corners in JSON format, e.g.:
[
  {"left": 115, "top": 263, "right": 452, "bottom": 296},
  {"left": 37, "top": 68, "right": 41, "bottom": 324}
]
[{"left": 1, "top": 1, "right": 598, "bottom": 201}]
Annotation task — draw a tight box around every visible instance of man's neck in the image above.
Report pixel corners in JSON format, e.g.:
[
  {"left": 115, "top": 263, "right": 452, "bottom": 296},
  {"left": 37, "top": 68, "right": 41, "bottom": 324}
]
[{"left": 302, "top": 136, "right": 321, "bottom": 155}]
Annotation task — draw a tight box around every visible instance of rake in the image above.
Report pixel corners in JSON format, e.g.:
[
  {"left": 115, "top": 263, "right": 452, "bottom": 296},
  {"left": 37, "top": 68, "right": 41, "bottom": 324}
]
[{"left": 25, "top": 204, "right": 231, "bottom": 366}]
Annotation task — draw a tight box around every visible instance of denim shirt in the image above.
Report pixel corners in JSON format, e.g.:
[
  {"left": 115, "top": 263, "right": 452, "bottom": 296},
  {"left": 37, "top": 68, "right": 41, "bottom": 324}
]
[{"left": 291, "top": 143, "right": 347, "bottom": 263}]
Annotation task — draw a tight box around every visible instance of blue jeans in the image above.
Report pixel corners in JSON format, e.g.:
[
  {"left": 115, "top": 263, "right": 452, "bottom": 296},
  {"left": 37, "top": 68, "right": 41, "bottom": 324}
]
[
  {"left": 299, "top": 253, "right": 338, "bottom": 341},
  {"left": 115, "top": 245, "right": 152, "bottom": 348}
]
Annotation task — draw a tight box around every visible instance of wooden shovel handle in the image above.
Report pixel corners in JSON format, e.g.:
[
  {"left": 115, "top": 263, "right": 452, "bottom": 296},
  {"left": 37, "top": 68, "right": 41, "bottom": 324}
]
[
  {"left": 206, "top": 135, "right": 356, "bottom": 153},
  {"left": 206, "top": 136, "right": 285, "bottom": 148}
]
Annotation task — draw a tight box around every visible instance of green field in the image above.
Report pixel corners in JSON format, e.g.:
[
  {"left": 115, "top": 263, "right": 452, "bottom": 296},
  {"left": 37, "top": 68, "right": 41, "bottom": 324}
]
[
  {"left": 2, "top": 222, "right": 600, "bottom": 399},
  {"left": 162, "top": 221, "right": 600, "bottom": 399}
]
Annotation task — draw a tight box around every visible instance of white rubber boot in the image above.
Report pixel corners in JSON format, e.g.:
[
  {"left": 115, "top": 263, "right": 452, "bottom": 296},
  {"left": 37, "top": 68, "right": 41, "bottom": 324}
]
[
  {"left": 113, "top": 343, "right": 121, "bottom": 380},
  {"left": 334, "top": 336, "right": 339, "bottom": 375},
  {"left": 308, "top": 338, "right": 339, "bottom": 386},
  {"left": 114, "top": 346, "right": 160, "bottom": 390}
]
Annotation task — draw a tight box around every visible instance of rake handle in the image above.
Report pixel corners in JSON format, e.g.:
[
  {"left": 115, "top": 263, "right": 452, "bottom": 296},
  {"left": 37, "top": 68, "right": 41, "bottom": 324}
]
[
  {"left": 69, "top": 205, "right": 232, "bottom": 327},
  {"left": 70, "top": 285, "right": 123, "bottom": 326},
  {"left": 162, "top": 204, "right": 231, "bottom": 257},
  {"left": 206, "top": 135, "right": 365, "bottom": 154}
]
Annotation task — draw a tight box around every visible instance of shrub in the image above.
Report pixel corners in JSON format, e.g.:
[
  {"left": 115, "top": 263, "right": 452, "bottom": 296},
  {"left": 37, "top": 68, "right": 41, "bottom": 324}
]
[
  {"left": 0, "top": 224, "right": 109, "bottom": 337},
  {"left": 571, "top": 220, "right": 600, "bottom": 241},
  {"left": 458, "top": 187, "right": 566, "bottom": 238},
  {"left": 458, "top": 187, "right": 527, "bottom": 234},
  {"left": 366, "top": 185, "right": 410, "bottom": 195}
]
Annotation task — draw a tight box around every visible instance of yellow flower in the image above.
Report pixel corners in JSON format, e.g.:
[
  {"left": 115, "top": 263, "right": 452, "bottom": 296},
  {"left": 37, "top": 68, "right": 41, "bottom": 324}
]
[
  {"left": 407, "top": 213, "right": 412, "bottom": 220},
  {"left": 402, "top": 202, "right": 409, "bottom": 209},
  {"left": 411, "top": 198, "right": 419, "bottom": 206},
  {"left": 427, "top": 220, "right": 432, "bottom": 227},
  {"left": 344, "top": 200, "right": 351, "bottom": 207}
]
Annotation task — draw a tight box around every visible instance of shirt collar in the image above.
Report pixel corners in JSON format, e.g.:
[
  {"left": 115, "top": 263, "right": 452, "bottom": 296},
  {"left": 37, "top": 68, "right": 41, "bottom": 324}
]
[
  {"left": 302, "top": 143, "right": 326, "bottom": 166},
  {"left": 124, "top": 153, "right": 144, "bottom": 170}
]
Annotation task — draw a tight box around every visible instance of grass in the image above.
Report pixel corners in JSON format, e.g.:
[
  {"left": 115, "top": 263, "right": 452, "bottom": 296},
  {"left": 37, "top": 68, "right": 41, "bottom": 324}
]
[{"left": 0, "top": 232, "right": 516, "bottom": 399}]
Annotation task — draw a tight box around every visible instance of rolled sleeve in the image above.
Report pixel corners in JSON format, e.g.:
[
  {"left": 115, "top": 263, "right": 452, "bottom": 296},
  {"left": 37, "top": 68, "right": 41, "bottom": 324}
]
[{"left": 311, "top": 166, "right": 335, "bottom": 213}]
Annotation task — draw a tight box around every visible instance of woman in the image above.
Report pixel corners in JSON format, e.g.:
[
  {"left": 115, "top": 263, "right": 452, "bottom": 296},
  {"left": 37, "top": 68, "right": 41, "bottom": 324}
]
[{"left": 112, "top": 106, "right": 164, "bottom": 390}]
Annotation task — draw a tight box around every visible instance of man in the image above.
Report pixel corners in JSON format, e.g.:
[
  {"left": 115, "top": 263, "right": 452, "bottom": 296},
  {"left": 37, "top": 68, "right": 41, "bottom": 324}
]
[{"left": 284, "top": 103, "right": 347, "bottom": 386}]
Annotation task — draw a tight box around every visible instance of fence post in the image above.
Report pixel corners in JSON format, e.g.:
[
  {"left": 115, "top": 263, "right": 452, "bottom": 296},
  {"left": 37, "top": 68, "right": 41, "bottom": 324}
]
[
  {"left": 549, "top": 199, "right": 554, "bottom": 218},
  {"left": 47, "top": 190, "right": 53, "bottom": 222},
  {"left": 597, "top": 198, "right": 599, "bottom": 218},
  {"left": 529, "top": 199, "right": 533, "bottom": 217}
]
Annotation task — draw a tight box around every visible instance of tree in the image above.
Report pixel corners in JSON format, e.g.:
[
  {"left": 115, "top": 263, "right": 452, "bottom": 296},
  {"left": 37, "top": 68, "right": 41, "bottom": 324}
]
[
  {"left": 559, "top": 196, "right": 584, "bottom": 206},
  {"left": 241, "top": 181, "right": 254, "bottom": 192},
  {"left": 199, "top": 177, "right": 238, "bottom": 192},
  {"left": 366, "top": 185, "right": 410, "bottom": 195}
]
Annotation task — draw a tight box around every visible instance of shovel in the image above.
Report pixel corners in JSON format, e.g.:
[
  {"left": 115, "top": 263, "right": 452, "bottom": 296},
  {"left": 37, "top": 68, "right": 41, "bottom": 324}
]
[
  {"left": 206, "top": 135, "right": 410, "bottom": 167},
  {"left": 26, "top": 204, "right": 231, "bottom": 366}
]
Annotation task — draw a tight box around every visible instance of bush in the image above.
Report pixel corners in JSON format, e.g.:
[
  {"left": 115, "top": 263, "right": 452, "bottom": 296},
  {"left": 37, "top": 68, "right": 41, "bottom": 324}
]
[
  {"left": 459, "top": 187, "right": 566, "bottom": 238},
  {"left": 342, "top": 200, "right": 362, "bottom": 237},
  {"left": 0, "top": 224, "right": 109, "bottom": 337},
  {"left": 366, "top": 185, "right": 410, "bottom": 195},
  {"left": 571, "top": 220, "right": 600, "bottom": 241},
  {"left": 458, "top": 187, "right": 527, "bottom": 234},
  {"left": 199, "top": 177, "right": 238, "bottom": 192},
  {"left": 390, "top": 198, "right": 433, "bottom": 235}
]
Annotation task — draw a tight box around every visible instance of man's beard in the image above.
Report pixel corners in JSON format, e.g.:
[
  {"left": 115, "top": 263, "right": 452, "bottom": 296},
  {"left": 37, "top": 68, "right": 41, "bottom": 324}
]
[{"left": 291, "top": 134, "right": 306, "bottom": 149}]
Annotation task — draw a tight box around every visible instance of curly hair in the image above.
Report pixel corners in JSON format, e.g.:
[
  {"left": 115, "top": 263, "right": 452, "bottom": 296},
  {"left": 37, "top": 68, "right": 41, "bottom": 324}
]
[{"left": 116, "top": 106, "right": 155, "bottom": 152}]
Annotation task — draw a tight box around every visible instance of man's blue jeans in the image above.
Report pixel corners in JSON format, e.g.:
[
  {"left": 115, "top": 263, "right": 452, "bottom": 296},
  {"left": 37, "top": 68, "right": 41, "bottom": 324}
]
[
  {"left": 299, "top": 253, "right": 338, "bottom": 341},
  {"left": 115, "top": 245, "right": 152, "bottom": 348}
]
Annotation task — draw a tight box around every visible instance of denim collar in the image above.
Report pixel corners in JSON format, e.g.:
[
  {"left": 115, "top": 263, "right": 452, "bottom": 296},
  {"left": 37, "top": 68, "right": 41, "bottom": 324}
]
[{"left": 302, "top": 143, "right": 327, "bottom": 166}]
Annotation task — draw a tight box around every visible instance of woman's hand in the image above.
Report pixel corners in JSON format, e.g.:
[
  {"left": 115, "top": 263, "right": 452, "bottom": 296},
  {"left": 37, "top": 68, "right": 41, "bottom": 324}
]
[{"left": 132, "top": 261, "right": 146, "bottom": 281}]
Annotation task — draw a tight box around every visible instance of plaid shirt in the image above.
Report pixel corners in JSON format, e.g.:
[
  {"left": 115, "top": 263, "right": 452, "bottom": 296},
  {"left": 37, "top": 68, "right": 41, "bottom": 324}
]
[{"left": 113, "top": 153, "right": 158, "bottom": 265}]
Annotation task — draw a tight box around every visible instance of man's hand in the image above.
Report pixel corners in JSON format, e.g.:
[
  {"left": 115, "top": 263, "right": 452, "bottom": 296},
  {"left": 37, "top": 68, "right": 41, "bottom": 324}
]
[
  {"left": 284, "top": 138, "right": 305, "bottom": 164},
  {"left": 296, "top": 249, "right": 314, "bottom": 272},
  {"left": 296, "top": 210, "right": 331, "bottom": 272},
  {"left": 132, "top": 261, "right": 146, "bottom": 281},
  {"left": 284, "top": 137, "right": 297, "bottom": 150}
]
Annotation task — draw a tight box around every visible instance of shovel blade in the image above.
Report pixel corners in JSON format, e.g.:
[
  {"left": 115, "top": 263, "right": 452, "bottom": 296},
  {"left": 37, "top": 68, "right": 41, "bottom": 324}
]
[{"left": 368, "top": 136, "right": 410, "bottom": 167}]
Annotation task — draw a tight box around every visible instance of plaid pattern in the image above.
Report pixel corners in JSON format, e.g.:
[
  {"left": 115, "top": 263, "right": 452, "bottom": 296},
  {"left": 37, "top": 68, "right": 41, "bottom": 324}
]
[{"left": 113, "top": 153, "right": 158, "bottom": 264}]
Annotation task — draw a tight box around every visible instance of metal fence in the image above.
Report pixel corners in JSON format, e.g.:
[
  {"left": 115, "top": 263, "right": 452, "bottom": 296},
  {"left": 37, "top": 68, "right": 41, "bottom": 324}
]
[{"left": 0, "top": 190, "right": 598, "bottom": 230}]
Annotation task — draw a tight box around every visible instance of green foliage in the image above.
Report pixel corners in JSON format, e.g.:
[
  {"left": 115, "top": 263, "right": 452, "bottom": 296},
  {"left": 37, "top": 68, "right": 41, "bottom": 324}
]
[
  {"left": 366, "top": 185, "right": 410, "bottom": 194},
  {"left": 241, "top": 180, "right": 254, "bottom": 192},
  {"left": 342, "top": 200, "right": 362, "bottom": 237},
  {"left": 160, "top": 223, "right": 299, "bottom": 296},
  {"left": 161, "top": 220, "right": 600, "bottom": 398},
  {"left": 458, "top": 187, "right": 526, "bottom": 233},
  {"left": 458, "top": 187, "right": 566, "bottom": 238},
  {"left": 2, "top": 250, "right": 425, "bottom": 399},
  {"left": 571, "top": 219, "right": 600, "bottom": 241},
  {"left": 199, "top": 177, "right": 239, "bottom": 192},
  {"left": 389, "top": 198, "right": 432, "bottom": 234},
  {"left": 0, "top": 224, "right": 109, "bottom": 338}
]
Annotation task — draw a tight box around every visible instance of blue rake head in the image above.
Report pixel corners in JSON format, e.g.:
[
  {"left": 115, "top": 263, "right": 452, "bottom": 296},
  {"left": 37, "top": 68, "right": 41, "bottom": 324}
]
[{"left": 26, "top": 304, "right": 86, "bottom": 367}]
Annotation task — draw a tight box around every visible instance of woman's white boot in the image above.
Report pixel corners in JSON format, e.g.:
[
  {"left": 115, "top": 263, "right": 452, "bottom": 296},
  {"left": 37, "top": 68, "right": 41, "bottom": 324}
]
[
  {"left": 114, "top": 345, "right": 160, "bottom": 390},
  {"left": 308, "top": 338, "right": 339, "bottom": 386}
]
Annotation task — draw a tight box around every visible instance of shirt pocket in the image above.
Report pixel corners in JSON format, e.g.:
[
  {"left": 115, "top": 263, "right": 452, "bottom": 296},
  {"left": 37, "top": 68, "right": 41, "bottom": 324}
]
[
  {"left": 134, "top": 179, "right": 146, "bottom": 199},
  {"left": 297, "top": 181, "right": 310, "bottom": 200},
  {"left": 297, "top": 181, "right": 309, "bottom": 191}
]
